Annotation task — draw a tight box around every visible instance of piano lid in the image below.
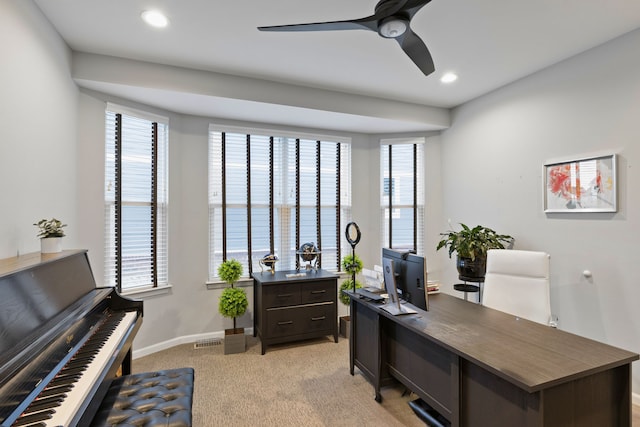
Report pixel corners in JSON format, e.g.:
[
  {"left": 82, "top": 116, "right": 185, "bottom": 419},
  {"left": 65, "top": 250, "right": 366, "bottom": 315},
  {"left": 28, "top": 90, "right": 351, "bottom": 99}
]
[{"left": 0, "top": 251, "right": 98, "bottom": 378}]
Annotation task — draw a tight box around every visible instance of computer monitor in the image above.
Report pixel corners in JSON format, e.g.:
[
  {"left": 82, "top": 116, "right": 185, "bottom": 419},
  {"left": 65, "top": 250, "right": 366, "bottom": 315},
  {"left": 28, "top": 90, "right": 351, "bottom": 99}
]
[
  {"left": 381, "top": 258, "right": 417, "bottom": 316},
  {"left": 382, "top": 248, "right": 428, "bottom": 311}
]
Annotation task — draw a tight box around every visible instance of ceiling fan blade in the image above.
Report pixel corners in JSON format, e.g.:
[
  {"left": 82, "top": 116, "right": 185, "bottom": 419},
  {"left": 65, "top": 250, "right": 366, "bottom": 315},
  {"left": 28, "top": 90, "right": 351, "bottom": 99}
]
[
  {"left": 258, "top": 16, "right": 377, "bottom": 33},
  {"left": 402, "top": 0, "right": 434, "bottom": 20},
  {"left": 398, "top": 28, "right": 435, "bottom": 76}
]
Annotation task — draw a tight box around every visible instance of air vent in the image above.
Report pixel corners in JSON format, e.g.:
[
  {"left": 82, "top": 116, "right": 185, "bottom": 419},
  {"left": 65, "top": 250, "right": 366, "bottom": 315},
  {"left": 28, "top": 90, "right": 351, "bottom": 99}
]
[{"left": 194, "top": 337, "right": 222, "bottom": 349}]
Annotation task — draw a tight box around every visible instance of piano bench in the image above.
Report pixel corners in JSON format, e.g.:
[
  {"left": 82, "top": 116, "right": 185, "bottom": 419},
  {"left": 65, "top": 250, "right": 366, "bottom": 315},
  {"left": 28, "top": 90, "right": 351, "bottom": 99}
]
[{"left": 90, "top": 367, "right": 194, "bottom": 427}]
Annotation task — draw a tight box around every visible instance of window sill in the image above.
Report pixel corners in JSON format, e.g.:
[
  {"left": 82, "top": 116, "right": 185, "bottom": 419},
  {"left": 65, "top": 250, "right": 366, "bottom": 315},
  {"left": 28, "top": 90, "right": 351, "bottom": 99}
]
[
  {"left": 121, "top": 283, "right": 173, "bottom": 298},
  {"left": 206, "top": 278, "right": 253, "bottom": 290}
]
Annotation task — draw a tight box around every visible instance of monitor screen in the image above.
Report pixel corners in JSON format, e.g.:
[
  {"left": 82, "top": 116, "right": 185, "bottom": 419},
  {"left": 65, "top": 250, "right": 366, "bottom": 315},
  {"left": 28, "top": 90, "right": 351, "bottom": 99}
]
[{"left": 382, "top": 248, "right": 428, "bottom": 311}]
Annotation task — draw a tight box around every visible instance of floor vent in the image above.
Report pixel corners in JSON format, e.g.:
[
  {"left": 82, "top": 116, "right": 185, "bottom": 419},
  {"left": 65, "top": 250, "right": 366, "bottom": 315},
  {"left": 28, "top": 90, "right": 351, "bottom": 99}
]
[{"left": 194, "top": 337, "right": 222, "bottom": 349}]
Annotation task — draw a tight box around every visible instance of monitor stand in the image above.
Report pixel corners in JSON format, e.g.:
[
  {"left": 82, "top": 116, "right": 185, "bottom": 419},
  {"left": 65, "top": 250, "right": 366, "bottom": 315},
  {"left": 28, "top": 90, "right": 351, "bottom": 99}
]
[{"left": 380, "top": 302, "right": 417, "bottom": 316}]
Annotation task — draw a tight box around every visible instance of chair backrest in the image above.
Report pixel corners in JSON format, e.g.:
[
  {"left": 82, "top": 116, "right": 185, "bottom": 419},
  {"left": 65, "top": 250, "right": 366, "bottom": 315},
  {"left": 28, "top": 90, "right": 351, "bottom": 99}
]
[{"left": 482, "top": 249, "right": 551, "bottom": 325}]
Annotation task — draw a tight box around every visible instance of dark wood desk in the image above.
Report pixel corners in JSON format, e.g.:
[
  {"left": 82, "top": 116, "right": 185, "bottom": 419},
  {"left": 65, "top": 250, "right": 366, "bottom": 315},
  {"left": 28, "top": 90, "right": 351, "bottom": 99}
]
[{"left": 349, "top": 292, "right": 638, "bottom": 426}]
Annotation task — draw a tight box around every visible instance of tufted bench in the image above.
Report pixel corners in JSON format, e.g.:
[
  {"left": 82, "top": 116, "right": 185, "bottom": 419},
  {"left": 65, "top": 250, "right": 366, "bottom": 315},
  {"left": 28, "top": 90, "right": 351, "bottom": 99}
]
[{"left": 90, "top": 367, "right": 194, "bottom": 427}]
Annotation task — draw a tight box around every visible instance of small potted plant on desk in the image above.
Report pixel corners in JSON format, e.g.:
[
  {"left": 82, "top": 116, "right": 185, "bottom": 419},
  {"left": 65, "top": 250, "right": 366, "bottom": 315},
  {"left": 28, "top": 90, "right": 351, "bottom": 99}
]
[
  {"left": 436, "top": 223, "right": 512, "bottom": 281},
  {"left": 34, "top": 218, "right": 67, "bottom": 254},
  {"left": 339, "top": 253, "right": 363, "bottom": 338},
  {"left": 218, "top": 259, "right": 248, "bottom": 354}
]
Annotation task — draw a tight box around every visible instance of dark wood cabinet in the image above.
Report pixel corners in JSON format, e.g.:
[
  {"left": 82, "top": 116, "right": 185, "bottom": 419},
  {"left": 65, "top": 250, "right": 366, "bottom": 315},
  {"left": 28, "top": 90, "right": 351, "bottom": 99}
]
[{"left": 253, "top": 269, "right": 338, "bottom": 354}]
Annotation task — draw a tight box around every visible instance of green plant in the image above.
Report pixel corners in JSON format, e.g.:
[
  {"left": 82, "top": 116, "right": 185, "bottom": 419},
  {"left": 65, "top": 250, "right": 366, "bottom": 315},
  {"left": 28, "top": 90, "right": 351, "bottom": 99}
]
[
  {"left": 339, "top": 279, "right": 363, "bottom": 306},
  {"left": 217, "top": 259, "right": 243, "bottom": 285},
  {"left": 217, "top": 259, "right": 246, "bottom": 330},
  {"left": 436, "top": 223, "right": 512, "bottom": 261},
  {"left": 33, "top": 218, "right": 67, "bottom": 238},
  {"left": 341, "top": 253, "right": 363, "bottom": 275},
  {"left": 340, "top": 254, "right": 364, "bottom": 308},
  {"left": 219, "top": 287, "right": 249, "bottom": 319}
]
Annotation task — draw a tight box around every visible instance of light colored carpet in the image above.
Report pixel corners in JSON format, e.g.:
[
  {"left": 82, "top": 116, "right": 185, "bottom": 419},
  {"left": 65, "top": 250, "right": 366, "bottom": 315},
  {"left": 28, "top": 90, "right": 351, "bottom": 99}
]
[{"left": 133, "top": 335, "right": 424, "bottom": 426}]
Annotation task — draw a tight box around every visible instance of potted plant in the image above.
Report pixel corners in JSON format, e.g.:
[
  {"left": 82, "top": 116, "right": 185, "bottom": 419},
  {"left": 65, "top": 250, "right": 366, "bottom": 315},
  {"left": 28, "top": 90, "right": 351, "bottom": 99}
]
[
  {"left": 436, "top": 223, "right": 512, "bottom": 280},
  {"left": 217, "top": 259, "right": 248, "bottom": 354},
  {"left": 339, "top": 253, "right": 363, "bottom": 338},
  {"left": 34, "top": 218, "right": 67, "bottom": 253}
]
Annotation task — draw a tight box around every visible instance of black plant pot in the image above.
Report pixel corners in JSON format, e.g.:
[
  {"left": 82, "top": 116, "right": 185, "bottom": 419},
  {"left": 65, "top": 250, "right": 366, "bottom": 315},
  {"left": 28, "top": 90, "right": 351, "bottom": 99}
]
[{"left": 456, "top": 256, "right": 486, "bottom": 282}]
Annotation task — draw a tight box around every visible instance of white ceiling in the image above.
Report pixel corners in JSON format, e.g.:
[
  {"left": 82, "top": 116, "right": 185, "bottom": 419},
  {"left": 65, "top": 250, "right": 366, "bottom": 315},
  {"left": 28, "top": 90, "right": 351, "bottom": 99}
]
[{"left": 34, "top": 0, "right": 640, "bottom": 133}]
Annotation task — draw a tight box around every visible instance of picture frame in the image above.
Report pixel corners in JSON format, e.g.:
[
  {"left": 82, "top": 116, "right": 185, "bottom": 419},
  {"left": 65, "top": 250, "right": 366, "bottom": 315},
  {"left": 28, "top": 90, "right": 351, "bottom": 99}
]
[{"left": 543, "top": 153, "right": 617, "bottom": 213}]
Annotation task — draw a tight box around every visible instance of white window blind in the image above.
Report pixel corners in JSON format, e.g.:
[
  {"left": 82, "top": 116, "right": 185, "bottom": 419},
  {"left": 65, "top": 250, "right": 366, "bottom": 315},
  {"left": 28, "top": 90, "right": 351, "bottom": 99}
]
[
  {"left": 208, "top": 126, "right": 351, "bottom": 280},
  {"left": 105, "top": 104, "right": 168, "bottom": 292},
  {"left": 380, "top": 138, "right": 425, "bottom": 254}
]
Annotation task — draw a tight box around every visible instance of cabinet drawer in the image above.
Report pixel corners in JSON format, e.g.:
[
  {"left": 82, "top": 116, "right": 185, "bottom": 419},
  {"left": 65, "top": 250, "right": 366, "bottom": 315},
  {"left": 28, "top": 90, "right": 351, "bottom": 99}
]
[
  {"left": 266, "top": 303, "right": 334, "bottom": 338},
  {"left": 301, "top": 303, "right": 335, "bottom": 334},
  {"left": 264, "top": 283, "right": 301, "bottom": 308},
  {"left": 300, "top": 280, "right": 336, "bottom": 304}
]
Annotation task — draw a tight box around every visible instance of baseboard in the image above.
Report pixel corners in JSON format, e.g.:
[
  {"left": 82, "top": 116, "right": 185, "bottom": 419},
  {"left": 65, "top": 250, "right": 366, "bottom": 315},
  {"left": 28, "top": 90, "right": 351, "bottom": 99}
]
[{"left": 133, "top": 328, "right": 254, "bottom": 359}]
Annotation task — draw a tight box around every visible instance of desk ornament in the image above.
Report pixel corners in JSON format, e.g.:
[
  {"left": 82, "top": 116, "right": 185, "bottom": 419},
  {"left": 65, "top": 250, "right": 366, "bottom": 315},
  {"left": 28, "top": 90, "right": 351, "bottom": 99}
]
[
  {"left": 297, "top": 242, "right": 320, "bottom": 271},
  {"left": 259, "top": 253, "right": 278, "bottom": 274}
]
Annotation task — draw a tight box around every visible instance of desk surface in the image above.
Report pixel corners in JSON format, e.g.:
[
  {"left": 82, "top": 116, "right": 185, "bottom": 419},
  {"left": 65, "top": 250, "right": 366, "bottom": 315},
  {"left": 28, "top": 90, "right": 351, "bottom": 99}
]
[{"left": 353, "top": 292, "right": 638, "bottom": 393}]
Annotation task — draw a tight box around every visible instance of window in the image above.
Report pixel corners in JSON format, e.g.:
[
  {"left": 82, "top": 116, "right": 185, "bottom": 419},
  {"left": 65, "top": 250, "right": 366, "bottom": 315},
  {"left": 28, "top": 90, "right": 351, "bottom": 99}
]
[
  {"left": 208, "top": 125, "right": 351, "bottom": 280},
  {"left": 380, "top": 138, "right": 425, "bottom": 254},
  {"left": 104, "top": 104, "right": 169, "bottom": 292}
]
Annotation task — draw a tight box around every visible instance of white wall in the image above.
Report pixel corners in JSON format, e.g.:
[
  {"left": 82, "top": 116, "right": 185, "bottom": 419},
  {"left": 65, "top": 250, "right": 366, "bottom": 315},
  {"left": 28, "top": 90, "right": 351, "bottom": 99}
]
[
  {"left": 0, "top": 1, "right": 78, "bottom": 257},
  {"left": 438, "top": 28, "right": 640, "bottom": 391}
]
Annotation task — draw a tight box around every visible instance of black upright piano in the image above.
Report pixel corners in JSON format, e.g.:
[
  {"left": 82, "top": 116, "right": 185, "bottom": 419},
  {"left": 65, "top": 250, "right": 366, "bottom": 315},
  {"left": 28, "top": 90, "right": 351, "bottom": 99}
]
[{"left": 0, "top": 250, "right": 143, "bottom": 427}]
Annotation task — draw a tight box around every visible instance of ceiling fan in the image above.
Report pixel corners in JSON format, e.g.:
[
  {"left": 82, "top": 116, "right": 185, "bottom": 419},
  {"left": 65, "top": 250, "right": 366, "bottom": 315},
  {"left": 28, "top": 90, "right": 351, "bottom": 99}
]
[{"left": 257, "top": 0, "right": 436, "bottom": 76}]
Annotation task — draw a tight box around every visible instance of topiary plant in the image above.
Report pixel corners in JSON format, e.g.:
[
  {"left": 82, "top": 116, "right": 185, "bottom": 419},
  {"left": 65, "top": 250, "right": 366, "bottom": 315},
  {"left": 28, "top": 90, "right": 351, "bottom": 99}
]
[
  {"left": 339, "top": 278, "right": 363, "bottom": 306},
  {"left": 217, "top": 259, "right": 247, "bottom": 330},
  {"left": 341, "top": 253, "right": 363, "bottom": 275},
  {"left": 340, "top": 253, "right": 364, "bottom": 309},
  {"left": 217, "top": 258, "right": 243, "bottom": 285},
  {"left": 219, "top": 287, "right": 248, "bottom": 330}
]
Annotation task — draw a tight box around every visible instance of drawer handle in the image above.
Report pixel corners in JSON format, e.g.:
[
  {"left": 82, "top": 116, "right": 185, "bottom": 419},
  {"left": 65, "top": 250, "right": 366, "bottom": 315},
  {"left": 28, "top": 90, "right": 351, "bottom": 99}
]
[
  {"left": 277, "top": 321, "right": 293, "bottom": 326},
  {"left": 277, "top": 293, "right": 294, "bottom": 298},
  {"left": 311, "top": 316, "right": 326, "bottom": 321},
  {"left": 311, "top": 290, "right": 326, "bottom": 294}
]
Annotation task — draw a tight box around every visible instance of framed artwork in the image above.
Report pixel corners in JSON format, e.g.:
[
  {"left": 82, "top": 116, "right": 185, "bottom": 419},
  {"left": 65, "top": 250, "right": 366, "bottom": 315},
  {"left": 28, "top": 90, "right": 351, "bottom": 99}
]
[{"left": 543, "top": 153, "right": 617, "bottom": 213}]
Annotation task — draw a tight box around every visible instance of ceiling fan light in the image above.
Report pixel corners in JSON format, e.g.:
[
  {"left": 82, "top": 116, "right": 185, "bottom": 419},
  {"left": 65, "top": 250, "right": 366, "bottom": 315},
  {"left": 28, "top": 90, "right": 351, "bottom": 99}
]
[
  {"left": 141, "top": 10, "right": 169, "bottom": 28},
  {"left": 379, "top": 18, "right": 407, "bottom": 38}
]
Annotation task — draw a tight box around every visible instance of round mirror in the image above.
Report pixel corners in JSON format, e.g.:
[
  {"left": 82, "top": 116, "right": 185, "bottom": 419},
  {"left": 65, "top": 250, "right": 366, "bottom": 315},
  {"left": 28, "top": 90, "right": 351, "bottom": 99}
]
[{"left": 345, "top": 222, "right": 361, "bottom": 247}]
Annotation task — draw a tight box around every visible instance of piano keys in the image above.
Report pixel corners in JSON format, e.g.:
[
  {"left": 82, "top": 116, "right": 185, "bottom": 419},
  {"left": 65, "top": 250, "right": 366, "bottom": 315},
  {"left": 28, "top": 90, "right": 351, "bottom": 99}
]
[{"left": 0, "top": 250, "right": 142, "bottom": 427}]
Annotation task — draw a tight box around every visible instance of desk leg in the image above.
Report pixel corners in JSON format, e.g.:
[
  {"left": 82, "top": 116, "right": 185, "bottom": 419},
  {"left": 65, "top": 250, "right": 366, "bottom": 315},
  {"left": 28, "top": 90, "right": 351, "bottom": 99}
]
[
  {"left": 374, "top": 313, "right": 383, "bottom": 403},
  {"left": 349, "top": 298, "right": 355, "bottom": 375},
  {"left": 253, "top": 279, "right": 257, "bottom": 337}
]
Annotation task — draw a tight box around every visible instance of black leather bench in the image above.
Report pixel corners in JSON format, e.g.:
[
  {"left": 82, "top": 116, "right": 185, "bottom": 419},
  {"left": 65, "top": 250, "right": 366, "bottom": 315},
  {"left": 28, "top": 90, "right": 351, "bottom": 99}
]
[{"left": 91, "top": 367, "right": 194, "bottom": 427}]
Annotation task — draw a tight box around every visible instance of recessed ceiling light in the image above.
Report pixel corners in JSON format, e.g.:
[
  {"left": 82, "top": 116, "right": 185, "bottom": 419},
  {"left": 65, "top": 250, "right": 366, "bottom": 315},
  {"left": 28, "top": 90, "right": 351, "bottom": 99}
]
[
  {"left": 440, "top": 72, "right": 458, "bottom": 84},
  {"left": 141, "top": 10, "right": 169, "bottom": 28}
]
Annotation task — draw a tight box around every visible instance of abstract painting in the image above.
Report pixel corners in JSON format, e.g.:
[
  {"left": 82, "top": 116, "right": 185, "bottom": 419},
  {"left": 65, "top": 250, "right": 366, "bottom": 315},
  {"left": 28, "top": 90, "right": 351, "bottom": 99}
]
[{"left": 544, "top": 154, "right": 617, "bottom": 213}]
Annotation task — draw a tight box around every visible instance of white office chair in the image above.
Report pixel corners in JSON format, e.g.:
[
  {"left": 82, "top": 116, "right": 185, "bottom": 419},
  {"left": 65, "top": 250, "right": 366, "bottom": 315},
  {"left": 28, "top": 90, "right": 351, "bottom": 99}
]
[{"left": 482, "top": 249, "right": 552, "bottom": 326}]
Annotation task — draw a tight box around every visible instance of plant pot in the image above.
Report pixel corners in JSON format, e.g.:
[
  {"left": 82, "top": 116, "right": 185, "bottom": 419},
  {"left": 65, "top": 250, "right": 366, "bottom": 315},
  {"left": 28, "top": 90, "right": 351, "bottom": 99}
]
[
  {"left": 456, "top": 256, "right": 486, "bottom": 281},
  {"left": 224, "top": 328, "right": 246, "bottom": 354},
  {"left": 41, "top": 237, "right": 62, "bottom": 254},
  {"left": 339, "top": 316, "right": 351, "bottom": 339}
]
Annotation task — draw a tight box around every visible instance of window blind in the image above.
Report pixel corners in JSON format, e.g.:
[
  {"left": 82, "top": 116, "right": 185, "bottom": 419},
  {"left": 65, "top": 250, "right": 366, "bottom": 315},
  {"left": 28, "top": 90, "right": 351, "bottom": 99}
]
[
  {"left": 105, "top": 104, "right": 168, "bottom": 292},
  {"left": 380, "top": 138, "right": 425, "bottom": 255},
  {"left": 208, "top": 126, "right": 351, "bottom": 280}
]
